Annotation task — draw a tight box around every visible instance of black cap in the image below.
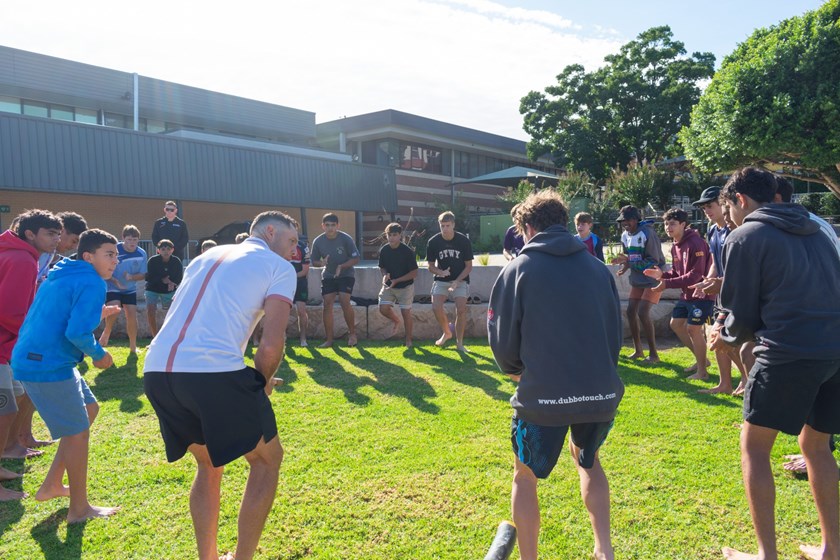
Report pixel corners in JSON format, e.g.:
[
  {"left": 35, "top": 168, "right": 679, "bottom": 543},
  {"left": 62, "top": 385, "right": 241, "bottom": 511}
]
[
  {"left": 693, "top": 186, "right": 721, "bottom": 206},
  {"left": 615, "top": 205, "right": 641, "bottom": 222}
]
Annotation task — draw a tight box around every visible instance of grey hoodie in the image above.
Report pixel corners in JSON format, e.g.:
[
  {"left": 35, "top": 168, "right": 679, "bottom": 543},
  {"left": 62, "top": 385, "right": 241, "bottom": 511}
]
[
  {"left": 488, "top": 224, "right": 624, "bottom": 426},
  {"left": 721, "top": 203, "right": 840, "bottom": 362}
]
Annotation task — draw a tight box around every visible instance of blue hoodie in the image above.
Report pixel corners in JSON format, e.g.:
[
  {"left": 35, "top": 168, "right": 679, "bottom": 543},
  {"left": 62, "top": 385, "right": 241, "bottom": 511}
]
[{"left": 11, "top": 257, "right": 107, "bottom": 382}]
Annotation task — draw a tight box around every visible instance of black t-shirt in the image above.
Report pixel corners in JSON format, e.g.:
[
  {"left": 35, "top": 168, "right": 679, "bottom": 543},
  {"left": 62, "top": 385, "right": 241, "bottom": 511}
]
[
  {"left": 378, "top": 243, "right": 418, "bottom": 289},
  {"left": 426, "top": 232, "right": 474, "bottom": 283},
  {"left": 145, "top": 254, "right": 184, "bottom": 294}
]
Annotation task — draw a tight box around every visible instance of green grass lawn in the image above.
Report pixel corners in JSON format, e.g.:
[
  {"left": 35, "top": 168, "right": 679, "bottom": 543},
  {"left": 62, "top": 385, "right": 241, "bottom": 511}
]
[{"left": 0, "top": 341, "right": 830, "bottom": 559}]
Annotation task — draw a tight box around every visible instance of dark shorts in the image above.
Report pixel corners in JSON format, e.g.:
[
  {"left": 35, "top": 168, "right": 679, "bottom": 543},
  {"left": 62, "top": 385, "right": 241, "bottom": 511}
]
[
  {"left": 294, "top": 279, "right": 309, "bottom": 303},
  {"left": 106, "top": 291, "right": 137, "bottom": 306},
  {"left": 511, "top": 416, "right": 614, "bottom": 478},
  {"left": 321, "top": 276, "right": 355, "bottom": 296},
  {"left": 144, "top": 367, "right": 278, "bottom": 467},
  {"left": 672, "top": 299, "right": 714, "bottom": 325},
  {"left": 744, "top": 358, "right": 840, "bottom": 436}
]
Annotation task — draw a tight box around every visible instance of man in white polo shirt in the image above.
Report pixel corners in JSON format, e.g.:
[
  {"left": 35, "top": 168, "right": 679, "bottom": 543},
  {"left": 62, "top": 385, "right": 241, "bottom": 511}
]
[{"left": 143, "top": 210, "right": 298, "bottom": 560}]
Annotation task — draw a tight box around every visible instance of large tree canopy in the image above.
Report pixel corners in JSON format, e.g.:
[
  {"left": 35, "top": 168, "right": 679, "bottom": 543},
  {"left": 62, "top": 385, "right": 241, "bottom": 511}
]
[
  {"left": 680, "top": 0, "right": 840, "bottom": 197},
  {"left": 521, "top": 26, "right": 715, "bottom": 181}
]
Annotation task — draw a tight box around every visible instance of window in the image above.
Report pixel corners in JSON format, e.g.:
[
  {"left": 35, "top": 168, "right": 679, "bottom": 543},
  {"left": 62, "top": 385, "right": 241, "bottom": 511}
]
[
  {"left": 22, "top": 100, "right": 48, "bottom": 118},
  {"left": 0, "top": 96, "right": 20, "bottom": 114},
  {"left": 51, "top": 105, "right": 74, "bottom": 121},
  {"left": 104, "top": 112, "right": 130, "bottom": 129},
  {"left": 398, "top": 141, "right": 442, "bottom": 174},
  {"left": 75, "top": 108, "right": 98, "bottom": 124}
]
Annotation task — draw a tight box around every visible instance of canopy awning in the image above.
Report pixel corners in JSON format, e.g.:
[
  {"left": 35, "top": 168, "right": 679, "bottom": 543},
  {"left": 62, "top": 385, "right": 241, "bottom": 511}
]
[{"left": 453, "top": 166, "right": 559, "bottom": 187}]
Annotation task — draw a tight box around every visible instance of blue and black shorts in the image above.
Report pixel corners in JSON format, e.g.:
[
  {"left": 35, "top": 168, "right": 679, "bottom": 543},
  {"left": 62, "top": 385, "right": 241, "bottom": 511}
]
[
  {"left": 511, "top": 416, "right": 614, "bottom": 478},
  {"left": 672, "top": 299, "right": 714, "bottom": 326}
]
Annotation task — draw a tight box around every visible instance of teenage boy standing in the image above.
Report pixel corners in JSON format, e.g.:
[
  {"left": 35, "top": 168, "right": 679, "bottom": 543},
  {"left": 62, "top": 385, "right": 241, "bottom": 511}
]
[
  {"left": 99, "top": 225, "right": 147, "bottom": 354},
  {"left": 145, "top": 239, "right": 183, "bottom": 338}
]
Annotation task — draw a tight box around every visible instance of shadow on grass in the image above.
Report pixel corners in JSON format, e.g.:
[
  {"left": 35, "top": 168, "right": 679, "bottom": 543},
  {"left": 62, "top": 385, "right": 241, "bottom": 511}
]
[
  {"left": 30, "top": 507, "right": 86, "bottom": 560},
  {"left": 89, "top": 351, "right": 144, "bottom": 413},
  {"left": 618, "top": 359, "right": 742, "bottom": 410},
  {"left": 413, "top": 344, "right": 511, "bottom": 402},
  {"left": 287, "top": 345, "right": 439, "bottom": 413},
  {"left": 0, "top": 460, "right": 25, "bottom": 538}
]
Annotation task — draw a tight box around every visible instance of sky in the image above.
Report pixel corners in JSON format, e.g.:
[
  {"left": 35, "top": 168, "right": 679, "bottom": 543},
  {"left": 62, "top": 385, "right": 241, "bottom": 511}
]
[{"left": 0, "top": 0, "right": 827, "bottom": 141}]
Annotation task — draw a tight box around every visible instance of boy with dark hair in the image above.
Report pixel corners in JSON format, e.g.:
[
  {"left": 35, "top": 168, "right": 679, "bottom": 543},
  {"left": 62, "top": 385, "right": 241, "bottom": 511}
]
[
  {"left": 37, "top": 211, "right": 88, "bottom": 285},
  {"left": 145, "top": 239, "right": 183, "bottom": 338},
  {"left": 574, "top": 212, "right": 605, "bottom": 262},
  {"left": 610, "top": 205, "right": 666, "bottom": 362},
  {"left": 0, "top": 209, "right": 61, "bottom": 499},
  {"left": 151, "top": 200, "right": 189, "bottom": 260},
  {"left": 310, "top": 213, "right": 360, "bottom": 347},
  {"left": 427, "top": 211, "right": 474, "bottom": 351},
  {"left": 644, "top": 208, "right": 714, "bottom": 381},
  {"left": 11, "top": 228, "right": 120, "bottom": 522},
  {"left": 489, "top": 189, "right": 623, "bottom": 560},
  {"left": 288, "top": 232, "right": 311, "bottom": 347},
  {"left": 708, "top": 167, "right": 840, "bottom": 560},
  {"left": 378, "top": 223, "right": 418, "bottom": 347},
  {"left": 100, "top": 225, "right": 147, "bottom": 354}
]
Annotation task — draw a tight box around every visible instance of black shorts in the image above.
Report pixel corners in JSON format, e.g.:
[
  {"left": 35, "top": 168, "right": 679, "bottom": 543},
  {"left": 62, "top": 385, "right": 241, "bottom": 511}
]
[
  {"left": 105, "top": 291, "right": 137, "bottom": 306},
  {"left": 672, "top": 299, "right": 714, "bottom": 325},
  {"left": 511, "top": 416, "right": 614, "bottom": 478},
  {"left": 744, "top": 358, "right": 840, "bottom": 436},
  {"left": 143, "top": 367, "right": 278, "bottom": 467},
  {"left": 321, "top": 276, "right": 355, "bottom": 296},
  {"left": 294, "top": 279, "right": 309, "bottom": 303}
]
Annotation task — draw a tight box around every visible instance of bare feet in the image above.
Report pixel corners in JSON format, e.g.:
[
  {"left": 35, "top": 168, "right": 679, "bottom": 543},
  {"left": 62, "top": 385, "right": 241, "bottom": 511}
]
[
  {"left": 684, "top": 359, "right": 711, "bottom": 373},
  {"left": 733, "top": 382, "right": 747, "bottom": 397},
  {"left": 387, "top": 320, "right": 399, "bottom": 339},
  {"left": 2, "top": 443, "right": 44, "bottom": 459},
  {"left": 347, "top": 334, "right": 358, "bottom": 347},
  {"left": 67, "top": 504, "right": 120, "bottom": 524},
  {"left": 219, "top": 553, "right": 236, "bottom": 560},
  {"left": 686, "top": 372, "right": 710, "bottom": 381},
  {"left": 35, "top": 484, "right": 70, "bottom": 502},
  {"left": 299, "top": 339, "right": 308, "bottom": 347},
  {"left": 799, "top": 544, "right": 822, "bottom": 559},
  {"left": 271, "top": 377, "right": 284, "bottom": 387},
  {"left": 699, "top": 384, "right": 734, "bottom": 394},
  {"left": 642, "top": 356, "right": 660, "bottom": 364},
  {"left": 20, "top": 437, "right": 54, "bottom": 448},
  {"left": 593, "top": 547, "right": 615, "bottom": 560},
  {"left": 404, "top": 339, "right": 412, "bottom": 348},
  {"left": 782, "top": 454, "right": 807, "bottom": 474},
  {"left": 435, "top": 331, "right": 452, "bottom": 347},
  {"left": 0, "top": 486, "right": 27, "bottom": 501},
  {"left": 318, "top": 340, "right": 333, "bottom": 348},
  {"left": 721, "top": 547, "right": 758, "bottom": 559},
  {"left": 626, "top": 351, "right": 645, "bottom": 360},
  {"left": 0, "top": 467, "right": 22, "bottom": 481},
  {"left": 456, "top": 344, "right": 468, "bottom": 352}
]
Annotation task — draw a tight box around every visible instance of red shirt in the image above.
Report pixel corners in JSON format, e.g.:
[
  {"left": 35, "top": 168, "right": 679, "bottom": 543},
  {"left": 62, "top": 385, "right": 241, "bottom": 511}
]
[
  {"left": 0, "top": 230, "right": 40, "bottom": 363},
  {"left": 661, "top": 228, "right": 713, "bottom": 301}
]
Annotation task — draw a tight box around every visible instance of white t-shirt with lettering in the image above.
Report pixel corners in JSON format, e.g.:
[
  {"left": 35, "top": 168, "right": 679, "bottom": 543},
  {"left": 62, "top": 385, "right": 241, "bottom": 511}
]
[{"left": 144, "top": 237, "right": 295, "bottom": 373}]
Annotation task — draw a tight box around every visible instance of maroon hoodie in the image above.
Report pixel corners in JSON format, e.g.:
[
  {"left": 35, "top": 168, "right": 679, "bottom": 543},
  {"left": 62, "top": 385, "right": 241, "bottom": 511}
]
[
  {"left": 660, "top": 228, "right": 713, "bottom": 302},
  {"left": 0, "top": 230, "right": 40, "bottom": 363}
]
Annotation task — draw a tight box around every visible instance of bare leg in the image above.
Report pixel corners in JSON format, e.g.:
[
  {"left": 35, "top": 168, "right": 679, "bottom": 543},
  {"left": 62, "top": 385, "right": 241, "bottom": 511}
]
[
  {"left": 798, "top": 425, "right": 840, "bottom": 560},
  {"left": 637, "top": 300, "right": 658, "bottom": 362},
  {"left": 670, "top": 317, "right": 694, "bottom": 361},
  {"left": 512, "top": 457, "right": 539, "bottom": 560},
  {"left": 3, "top": 394, "right": 43, "bottom": 458},
  {"left": 0, "top": 411, "right": 25, "bottom": 500},
  {"left": 570, "top": 444, "right": 614, "bottom": 560},
  {"left": 188, "top": 444, "right": 225, "bottom": 560},
  {"left": 320, "top": 293, "right": 337, "bottom": 347},
  {"left": 722, "top": 422, "right": 779, "bottom": 560},
  {"left": 147, "top": 303, "right": 159, "bottom": 338},
  {"left": 432, "top": 295, "right": 452, "bottom": 346},
  {"left": 338, "top": 292, "right": 357, "bottom": 346},
  {"left": 379, "top": 304, "right": 400, "bottom": 338},
  {"left": 234, "top": 436, "right": 284, "bottom": 560},
  {"left": 731, "top": 351, "right": 748, "bottom": 395},
  {"left": 701, "top": 349, "right": 734, "bottom": 394},
  {"left": 37, "top": 402, "right": 98, "bottom": 502},
  {"left": 124, "top": 304, "right": 138, "bottom": 353},
  {"left": 685, "top": 324, "right": 709, "bottom": 380},
  {"left": 401, "top": 308, "right": 413, "bottom": 347},
  {"left": 63, "top": 425, "right": 119, "bottom": 523},
  {"left": 18, "top": 393, "right": 52, "bottom": 448},
  {"left": 296, "top": 302, "right": 308, "bottom": 346},
  {"left": 99, "top": 305, "right": 120, "bottom": 347},
  {"left": 625, "top": 299, "right": 644, "bottom": 358},
  {"left": 454, "top": 297, "right": 467, "bottom": 351}
]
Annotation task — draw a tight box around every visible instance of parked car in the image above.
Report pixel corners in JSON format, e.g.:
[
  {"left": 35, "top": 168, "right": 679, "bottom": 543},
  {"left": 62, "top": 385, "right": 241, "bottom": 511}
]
[{"left": 197, "top": 221, "right": 251, "bottom": 248}]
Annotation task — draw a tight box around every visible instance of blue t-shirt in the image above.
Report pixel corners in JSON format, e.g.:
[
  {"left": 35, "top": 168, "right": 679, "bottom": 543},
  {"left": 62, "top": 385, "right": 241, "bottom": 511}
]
[
  {"left": 707, "top": 224, "right": 729, "bottom": 275},
  {"left": 105, "top": 243, "right": 147, "bottom": 294}
]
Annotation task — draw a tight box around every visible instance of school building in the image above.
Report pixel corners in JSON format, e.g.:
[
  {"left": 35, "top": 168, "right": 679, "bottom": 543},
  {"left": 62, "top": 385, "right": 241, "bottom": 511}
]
[{"left": 0, "top": 45, "right": 556, "bottom": 258}]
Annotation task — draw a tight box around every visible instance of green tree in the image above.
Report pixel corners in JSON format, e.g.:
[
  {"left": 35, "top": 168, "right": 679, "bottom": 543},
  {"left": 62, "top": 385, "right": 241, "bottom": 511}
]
[
  {"left": 679, "top": 0, "right": 840, "bottom": 198},
  {"left": 521, "top": 26, "right": 715, "bottom": 181},
  {"left": 607, "top": 165, "right": 677, "bottom": 216}
]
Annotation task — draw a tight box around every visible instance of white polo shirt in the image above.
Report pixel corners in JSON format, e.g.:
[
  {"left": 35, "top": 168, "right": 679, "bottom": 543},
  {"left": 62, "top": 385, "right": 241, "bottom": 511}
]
[{"left": 144, "top": 237, "right": 295, "bottom": 373}]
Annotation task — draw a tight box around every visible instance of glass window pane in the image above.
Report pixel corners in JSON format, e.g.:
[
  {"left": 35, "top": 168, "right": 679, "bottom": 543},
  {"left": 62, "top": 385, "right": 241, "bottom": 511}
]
[
  {"left": 50, "top": 105, "right": 74, "bottom": 121},
  {"left": 145, "top": 119, "right": 165, "bottom": 133},
  {"left": 104, "top": 112, "right": 128, "bottom": 128},
  {"left": 75, "top": 108, "right": 98, "bottom": 124},
  {"left": 22, "top": 100, "right": 49, "bottom": 118},
  {"left": 0, "top": 96, "right": 21, "bottom": 114}
]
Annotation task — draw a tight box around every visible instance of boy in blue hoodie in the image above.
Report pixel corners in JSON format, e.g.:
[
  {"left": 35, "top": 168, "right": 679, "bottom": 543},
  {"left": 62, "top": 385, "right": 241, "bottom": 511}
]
[{"left": 11, "top": 229, "right": 121, "bottom": 523}]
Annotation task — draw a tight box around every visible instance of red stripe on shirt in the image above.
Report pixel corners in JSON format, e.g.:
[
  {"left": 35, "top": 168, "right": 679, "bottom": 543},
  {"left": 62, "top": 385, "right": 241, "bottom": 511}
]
[{"left": 165, "top": 247, "right": 236, "bottom": 372}]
